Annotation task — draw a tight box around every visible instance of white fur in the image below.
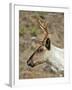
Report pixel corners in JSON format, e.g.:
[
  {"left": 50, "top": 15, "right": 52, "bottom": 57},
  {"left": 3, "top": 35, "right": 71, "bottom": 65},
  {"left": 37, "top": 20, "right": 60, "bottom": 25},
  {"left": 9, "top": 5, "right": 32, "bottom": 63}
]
[{"left": 44, "top": 44, "right": 64, "bottom": 72}]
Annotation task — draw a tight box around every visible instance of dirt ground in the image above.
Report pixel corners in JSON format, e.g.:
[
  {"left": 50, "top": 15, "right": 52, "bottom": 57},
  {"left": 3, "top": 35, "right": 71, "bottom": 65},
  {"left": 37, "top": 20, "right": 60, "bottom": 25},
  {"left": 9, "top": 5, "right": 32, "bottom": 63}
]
[{"left": 19, "top": 11, "right": 64, "bottom": 79}]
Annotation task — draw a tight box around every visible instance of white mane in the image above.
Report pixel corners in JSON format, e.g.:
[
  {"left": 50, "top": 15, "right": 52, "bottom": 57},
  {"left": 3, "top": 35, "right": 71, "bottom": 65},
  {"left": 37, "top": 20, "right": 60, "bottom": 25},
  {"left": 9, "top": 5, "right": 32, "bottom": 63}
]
[{"left": 44, "top": 44, "right": 64, "bottom": 72}]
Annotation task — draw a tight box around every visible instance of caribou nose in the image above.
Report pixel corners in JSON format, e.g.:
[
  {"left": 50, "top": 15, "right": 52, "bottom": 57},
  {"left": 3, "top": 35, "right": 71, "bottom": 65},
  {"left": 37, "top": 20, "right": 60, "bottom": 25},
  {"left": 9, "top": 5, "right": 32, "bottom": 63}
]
[{"left": 27, "top": 60, "right": 35, "bottom": 67}]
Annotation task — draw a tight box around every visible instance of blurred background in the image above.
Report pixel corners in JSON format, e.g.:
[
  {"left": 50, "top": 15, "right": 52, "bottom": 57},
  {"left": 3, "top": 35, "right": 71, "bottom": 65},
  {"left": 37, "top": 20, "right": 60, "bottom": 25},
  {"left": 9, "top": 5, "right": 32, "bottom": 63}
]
[{"left": 19, "top": 11, "right": 64, "bottom": 79}]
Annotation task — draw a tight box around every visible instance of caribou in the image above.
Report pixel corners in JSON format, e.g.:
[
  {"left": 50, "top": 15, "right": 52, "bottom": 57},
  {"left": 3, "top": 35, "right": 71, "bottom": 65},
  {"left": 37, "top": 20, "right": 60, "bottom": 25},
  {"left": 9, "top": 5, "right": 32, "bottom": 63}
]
[{"left": 27, "top": 17, "right": 64, "bottom": 75}]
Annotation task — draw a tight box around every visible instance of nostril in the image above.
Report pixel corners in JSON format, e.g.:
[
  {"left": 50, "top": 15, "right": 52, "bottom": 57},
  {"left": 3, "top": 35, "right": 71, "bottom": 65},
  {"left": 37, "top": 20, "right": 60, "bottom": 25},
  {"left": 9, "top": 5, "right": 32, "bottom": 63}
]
[
  {"left": 27, "top": 60, "right": 30, "bottom": 65},
  {"left": 27, "top": 60, "right": 35, "bottom": 67},
  {"left": 27, "top": 60, "right": 31, "bottom": 65}
]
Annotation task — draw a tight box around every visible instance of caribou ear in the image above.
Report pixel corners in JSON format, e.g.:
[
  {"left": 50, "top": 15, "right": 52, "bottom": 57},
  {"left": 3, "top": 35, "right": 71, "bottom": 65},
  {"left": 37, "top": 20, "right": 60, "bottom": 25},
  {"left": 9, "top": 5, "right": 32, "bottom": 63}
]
[{"left": 45, "top": 38, "right": 51, "bottom": 50}]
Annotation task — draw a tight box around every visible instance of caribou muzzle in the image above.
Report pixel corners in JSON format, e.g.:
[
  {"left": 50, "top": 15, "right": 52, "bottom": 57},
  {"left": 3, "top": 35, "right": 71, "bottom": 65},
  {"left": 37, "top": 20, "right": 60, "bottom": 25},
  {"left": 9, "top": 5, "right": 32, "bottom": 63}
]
[{"left": 27, "top": 59, "right": 35, "bottom": 67}]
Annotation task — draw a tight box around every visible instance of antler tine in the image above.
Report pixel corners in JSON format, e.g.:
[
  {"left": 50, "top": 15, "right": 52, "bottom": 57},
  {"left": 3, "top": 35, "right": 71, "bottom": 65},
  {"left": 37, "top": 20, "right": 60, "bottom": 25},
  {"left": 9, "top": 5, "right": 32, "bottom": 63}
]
[
  {"left": 38, "top": 18, "right": 53, "bottom": 34},
  {"left": 36, "top": 16, "right": 48, "bottom": 32},
  {"left": 33, "top": 16, "right": 53, "bottom": 46},
  {"left": 39, "top": 19, "right": 48, "bottom": 33},
  {"left": 36, "top": 16, "right": 49, "bottom": 44}
]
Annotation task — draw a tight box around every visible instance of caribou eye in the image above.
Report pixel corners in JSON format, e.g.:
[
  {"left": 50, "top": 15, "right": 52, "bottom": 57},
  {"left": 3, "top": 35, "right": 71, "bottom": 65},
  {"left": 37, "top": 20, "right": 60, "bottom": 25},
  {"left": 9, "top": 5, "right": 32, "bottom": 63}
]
[{"left": 45, "top": 38, "right": 51, "bottom": 50}]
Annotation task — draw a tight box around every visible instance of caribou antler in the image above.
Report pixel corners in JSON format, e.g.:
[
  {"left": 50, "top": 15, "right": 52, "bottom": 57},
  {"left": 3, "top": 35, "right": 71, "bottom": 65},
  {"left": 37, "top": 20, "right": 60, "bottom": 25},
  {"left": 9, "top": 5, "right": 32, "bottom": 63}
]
[
  {"left": 27, "top": 16, "right": 49, "bottom": 67},
  {"left": 37, "top": 18, "right": 48, "bottom": 45}
]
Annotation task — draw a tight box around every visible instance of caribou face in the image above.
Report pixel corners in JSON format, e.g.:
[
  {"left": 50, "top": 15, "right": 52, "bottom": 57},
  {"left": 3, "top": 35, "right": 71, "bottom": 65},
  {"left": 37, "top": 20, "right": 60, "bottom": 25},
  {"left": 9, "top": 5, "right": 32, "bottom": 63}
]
[{"left": 27, "top": 38, "right": 51, "bottom": 67}]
